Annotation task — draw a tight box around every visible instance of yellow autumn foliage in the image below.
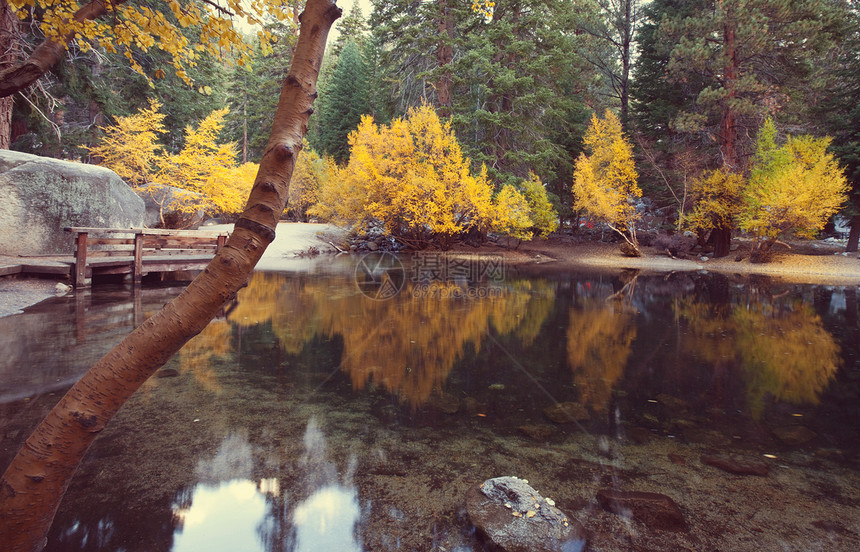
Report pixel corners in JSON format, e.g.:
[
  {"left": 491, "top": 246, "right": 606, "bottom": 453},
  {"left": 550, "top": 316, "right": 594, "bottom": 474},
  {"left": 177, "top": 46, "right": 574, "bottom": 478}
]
[
  {"left": 289, "top": 141, "right": 334, "bottom": 221},
  {"left": 739, "top": 118, "right": 848, "bottom": 242},
  {"left": 84, "top": 99, "right": 166, "bottom": 187},
  {"left": 90, "top": 104, "right": 257, "bottom": 225},
  {"left": 322, "top": 105, "right": 496, "bottom": 247},
  {"left": 312, "top": 105, "right": 557, "bottom": 246},
  {"left": 492, "top": 184, "right": 532, "bottom": 240},
  {"left": 10, "top": 0, "right": 297, "bottom": 86},
  {"left": 686, "top": 169, "right": 745, "bottom": 234},
  {"left": 572, "top": 110, "right": 640, "bottom": 249}
]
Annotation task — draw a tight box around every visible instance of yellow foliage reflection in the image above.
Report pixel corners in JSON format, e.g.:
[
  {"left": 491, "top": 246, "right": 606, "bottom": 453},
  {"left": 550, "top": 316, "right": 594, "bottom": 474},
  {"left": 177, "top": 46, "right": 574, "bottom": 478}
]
[
  {"left": 677, "top": 298, "right": 840, "bottom": 417},
  {"left": 567, "top": 302, "right": 637, "bottom": 412},
  {"left": 733, "top": 301, "right": 840, "bottom": 418},
  {"left": 227, "top": 272, "right": 555, "bottom": 408},
  {"left": 176, "top": 319, "right": 234, "bottom": 394}
]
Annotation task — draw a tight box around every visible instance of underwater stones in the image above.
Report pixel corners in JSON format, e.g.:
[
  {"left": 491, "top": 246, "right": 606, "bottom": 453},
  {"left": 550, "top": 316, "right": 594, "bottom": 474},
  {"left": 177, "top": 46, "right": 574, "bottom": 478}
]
[
  {"left": 518, "top": 424, "right": 555, "bottom": 441},
  {"left": 596, "top": 489, "right": 687, "bottom": 532},
  {"left": 772, "top": 425, "right": 817, "bottom": 446},
  {"left": 667, "top": 453, "right": 686, "bottom": 465},
  {"left": 682, "top": 427, "right": 732, "bottom": 447},
  {"left": 464, "top": 397, "right": 487, "bottom": 416},
  {"left": 626, "top": 427, "right": 655, "bottom": 445},
  {"left": 466, "top": 476, "right": 587, "bottom": 552},
  {"left": 428, "top": 392, "right": 460, "bottom": 414},
  {"left": 543, "top": 402, "right": 590, "bottom": 424},
  {"left": 700, "top": 454, "right": 770, "bottom": 476}
]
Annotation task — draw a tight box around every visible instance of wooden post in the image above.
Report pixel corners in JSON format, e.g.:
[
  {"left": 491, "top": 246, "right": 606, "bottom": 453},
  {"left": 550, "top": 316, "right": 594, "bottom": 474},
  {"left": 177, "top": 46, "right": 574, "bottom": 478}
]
[
  {"left": 216, "top": 233, "right": 227, "bottom": 252},
  {"left": 74, "top": 231, "right": 88, "bottom": 288},
  {"left": 133, "top": 232, "right": 144, "bottom": 284}
]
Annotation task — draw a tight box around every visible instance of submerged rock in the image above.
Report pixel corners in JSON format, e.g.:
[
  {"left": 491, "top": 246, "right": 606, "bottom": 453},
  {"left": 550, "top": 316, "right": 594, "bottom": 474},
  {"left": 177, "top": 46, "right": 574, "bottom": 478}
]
[
  {"left": 700, "top": 454, "right": 769, "bottom": 476},
  {"left": 428, "top": 392, "right": 460, "bottom": 414},
  {"left": 667, "top": 453, "right": 686, "bottom": 465},
  {"left": 519, "top": 424, "right": 555, "bottom": 441},
  {"left": 466, "top": 476, "right": 586, "bottom": 552},
  {"left": 773, "top": 425, "right": 817, "bottom": 446},
  {"left": 626, "top": 427, "right": 655, "bottom": 445},
  {"left": 543, "top": 402, "right": 590, "bottom": 424},
  {"left": 596, "top": 489, "right": 687, "bottom": 532}
]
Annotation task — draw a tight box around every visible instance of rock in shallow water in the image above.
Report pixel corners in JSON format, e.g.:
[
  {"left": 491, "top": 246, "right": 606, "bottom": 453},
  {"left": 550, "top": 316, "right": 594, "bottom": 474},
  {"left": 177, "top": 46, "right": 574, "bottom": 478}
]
[
  {"left": 700, "top": 454, "right": 769, "bottom": 476},
  {"left": 466, "top": 476, "right": 587, "bottom": 552},
  {"left": 772, "top": 425, "right": 817, "bottom": 446},
  {"left": 596, "top": 489, "right": 687, "bottom": 532},
  {"left": 543, "top": 402, "right": 590, "bottom": 424},
  {"left": 518, "top": 424, "right": 555, "bottom": 441}
]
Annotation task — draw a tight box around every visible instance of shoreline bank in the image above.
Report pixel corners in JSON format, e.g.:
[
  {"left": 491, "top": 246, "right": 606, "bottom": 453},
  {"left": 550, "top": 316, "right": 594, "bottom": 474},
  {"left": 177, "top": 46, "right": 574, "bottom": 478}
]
[{"left": 3, "top": 227, "right": 859, "bottom": 317}]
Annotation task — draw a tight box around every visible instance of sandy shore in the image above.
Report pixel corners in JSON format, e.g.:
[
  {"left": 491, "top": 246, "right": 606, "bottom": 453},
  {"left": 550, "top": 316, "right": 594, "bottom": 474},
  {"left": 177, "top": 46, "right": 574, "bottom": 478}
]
[
  {"left": 512, "top": 236, "right": 860, "bottom": 285},
  {"left": 2, "top": 226, "right": 859, "bottom": 318}
]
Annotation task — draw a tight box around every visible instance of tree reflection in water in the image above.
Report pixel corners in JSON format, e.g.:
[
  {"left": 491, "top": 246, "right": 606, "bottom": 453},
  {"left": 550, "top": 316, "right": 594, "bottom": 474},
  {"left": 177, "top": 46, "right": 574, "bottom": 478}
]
[
  {"left": 674, "top": 295, "right": 840, "bottom": 418},
  {"left": 2, "top": 269, "right": 853, "bottom": 552},
  {"left": 567, "top": 301, "right": 637, "bottom": 413},
  {"left": 226, "top": 273, "right": 556, "bottom": 409}
]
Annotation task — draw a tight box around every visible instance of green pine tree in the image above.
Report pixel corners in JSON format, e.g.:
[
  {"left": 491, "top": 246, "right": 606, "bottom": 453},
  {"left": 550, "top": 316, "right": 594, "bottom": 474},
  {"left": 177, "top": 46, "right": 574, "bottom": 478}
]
[{"left": 314, "top": 39, "right": 371, "bottom": 163}]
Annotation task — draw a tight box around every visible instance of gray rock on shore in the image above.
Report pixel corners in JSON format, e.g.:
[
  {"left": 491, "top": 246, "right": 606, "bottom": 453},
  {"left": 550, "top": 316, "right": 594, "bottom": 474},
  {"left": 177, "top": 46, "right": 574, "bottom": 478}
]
[{"left": 0, "top": 151, "right": 144, "bottom": 255}]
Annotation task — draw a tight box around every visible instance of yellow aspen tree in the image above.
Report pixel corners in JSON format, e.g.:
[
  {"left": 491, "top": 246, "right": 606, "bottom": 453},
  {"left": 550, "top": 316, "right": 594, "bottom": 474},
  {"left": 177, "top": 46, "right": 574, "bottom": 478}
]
[
  {"left": 686, "top": 168, "right": 745, "bottom": 251},
  {"left": 572, "top": 109, "right": 641, "bottom": 255},
  {"left": 149, "top": 108, "right": 240, "bottom": 226},
  {"left": 0, "top": 2, "right": 341, "bottom": 550},
  {"left": 84, "top": 98, "right": 166, "bottom": 186},
  {"left": 739, "top": 118, "right": 848, "bottom": 258},
  {"left": 492, "top": 184, "right": 532, "bottom": 241},
  {"left": 204, "top": 162, "right": 260, "bottom": 218},
  {"left": 288, "top": 140, "right": 329, "bottom": 221},
  {"left": 520, "top": 172, "right": 559, "bottom": 238},
  {"left": 319, "top": 105, "right": 498, "bottom": 249}
]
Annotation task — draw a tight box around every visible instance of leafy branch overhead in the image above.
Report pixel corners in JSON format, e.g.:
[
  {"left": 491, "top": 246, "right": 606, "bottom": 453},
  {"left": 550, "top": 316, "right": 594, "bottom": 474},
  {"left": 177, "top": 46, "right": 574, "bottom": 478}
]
[{"left": 1, "top": 0, "right": 300, "bottom": 97}]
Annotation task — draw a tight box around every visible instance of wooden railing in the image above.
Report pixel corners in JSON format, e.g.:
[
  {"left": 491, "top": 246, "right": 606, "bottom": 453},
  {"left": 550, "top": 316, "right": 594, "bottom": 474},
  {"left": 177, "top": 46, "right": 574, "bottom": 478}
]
[{"left": 65, "top": 227, "right": 229, "bottom": 288}]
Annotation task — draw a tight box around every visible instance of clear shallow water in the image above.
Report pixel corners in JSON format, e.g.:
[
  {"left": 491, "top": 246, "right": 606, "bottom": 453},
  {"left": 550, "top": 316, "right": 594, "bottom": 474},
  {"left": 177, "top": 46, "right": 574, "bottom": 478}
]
[{"left": 1, "top": 256, "right": 858, "bottom": 551}]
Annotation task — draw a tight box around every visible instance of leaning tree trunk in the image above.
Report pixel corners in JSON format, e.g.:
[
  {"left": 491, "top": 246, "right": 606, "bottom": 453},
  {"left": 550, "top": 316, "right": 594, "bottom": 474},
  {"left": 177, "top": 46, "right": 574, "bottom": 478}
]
[{"left": 0, "top": 1, "right": 341, "bottom": 550}]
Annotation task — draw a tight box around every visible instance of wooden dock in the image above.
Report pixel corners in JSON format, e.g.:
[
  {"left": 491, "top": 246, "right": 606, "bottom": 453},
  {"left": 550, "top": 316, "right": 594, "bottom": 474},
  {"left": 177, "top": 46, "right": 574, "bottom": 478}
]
[{"left": 0, "top": 227, "right": 229, "bottom": 287}]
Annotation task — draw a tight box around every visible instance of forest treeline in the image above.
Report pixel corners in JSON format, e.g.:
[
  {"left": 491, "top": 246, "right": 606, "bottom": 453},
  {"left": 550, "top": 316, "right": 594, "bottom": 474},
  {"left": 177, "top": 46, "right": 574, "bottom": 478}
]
[{"left": 3, "top": 0, "right": 859, "bottom": 254}]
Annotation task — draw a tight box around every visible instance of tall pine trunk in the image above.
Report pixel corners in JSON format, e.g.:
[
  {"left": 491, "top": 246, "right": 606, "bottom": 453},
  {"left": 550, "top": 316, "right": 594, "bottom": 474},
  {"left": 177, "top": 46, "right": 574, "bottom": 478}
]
[
  {"left": 435, "top": 0, "right": 453, "bottom": 117},
  {"left": 0, "top": 2, "right": 341, "bottom": 550}
]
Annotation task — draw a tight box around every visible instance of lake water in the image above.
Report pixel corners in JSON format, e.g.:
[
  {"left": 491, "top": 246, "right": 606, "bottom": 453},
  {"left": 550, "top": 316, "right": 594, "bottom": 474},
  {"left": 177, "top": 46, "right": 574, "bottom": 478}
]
[{"left": 1, "top": 254, "right": 858, "bottom": 551}]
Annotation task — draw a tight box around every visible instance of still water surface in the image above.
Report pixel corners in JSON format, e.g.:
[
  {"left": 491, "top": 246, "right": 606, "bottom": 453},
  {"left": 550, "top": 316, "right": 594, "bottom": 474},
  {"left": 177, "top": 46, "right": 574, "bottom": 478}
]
[{"left": 1, "top": 255, "right": 858, "bottom": 551}]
